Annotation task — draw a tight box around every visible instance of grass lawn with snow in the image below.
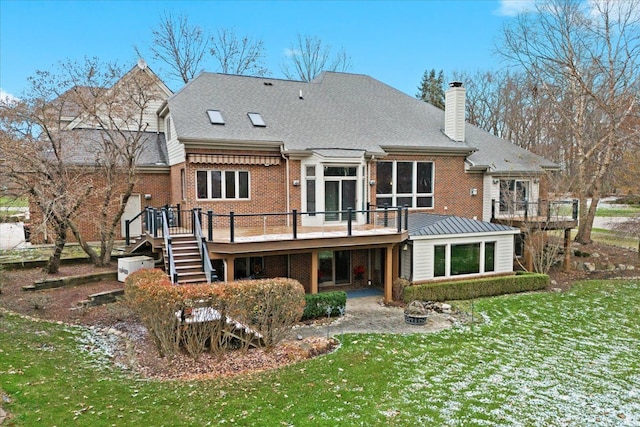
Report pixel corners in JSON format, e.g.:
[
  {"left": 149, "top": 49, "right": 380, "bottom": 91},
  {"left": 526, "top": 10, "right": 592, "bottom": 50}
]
[{"left": 1, "top": 279, "right": 639, "bottom": 426}]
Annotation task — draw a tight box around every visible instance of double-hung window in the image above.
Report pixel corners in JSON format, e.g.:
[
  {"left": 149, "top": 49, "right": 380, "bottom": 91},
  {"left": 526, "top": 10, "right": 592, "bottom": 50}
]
[
  {"left": 196, "top": 170, "right": 249, "bottom": 200},
  {"left": 376, "top": 161, "right": 434, "bottom": 208}
]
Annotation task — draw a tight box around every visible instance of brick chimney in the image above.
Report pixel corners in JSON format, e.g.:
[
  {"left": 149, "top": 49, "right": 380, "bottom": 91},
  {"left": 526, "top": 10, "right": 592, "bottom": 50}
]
[{"left": 444, "top": 81, "right": 465, "bottom": 142}]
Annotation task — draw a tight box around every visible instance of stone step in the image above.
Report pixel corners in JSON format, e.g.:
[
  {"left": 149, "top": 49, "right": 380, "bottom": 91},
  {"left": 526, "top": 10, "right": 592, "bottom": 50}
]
[{"left": 77, "top": 288, "right": 124, "bottom": 307}]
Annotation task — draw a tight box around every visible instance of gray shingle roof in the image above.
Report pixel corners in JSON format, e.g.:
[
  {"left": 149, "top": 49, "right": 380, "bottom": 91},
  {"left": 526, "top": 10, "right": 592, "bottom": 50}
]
[
  {"left": 59, "top": 129, "right": 168, "bottom": 167},
  {"left": 408, "top": 213, "right": 518, "bottom": 237},
  {"left": 168, "top": 71, "right": 557, "bottom": 173}
]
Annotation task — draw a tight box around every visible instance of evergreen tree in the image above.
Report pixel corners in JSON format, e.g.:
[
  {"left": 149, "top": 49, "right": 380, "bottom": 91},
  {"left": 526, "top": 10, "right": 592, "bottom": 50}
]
[{"left": 416, "top": 68, "right": 445, "bottom": 109}]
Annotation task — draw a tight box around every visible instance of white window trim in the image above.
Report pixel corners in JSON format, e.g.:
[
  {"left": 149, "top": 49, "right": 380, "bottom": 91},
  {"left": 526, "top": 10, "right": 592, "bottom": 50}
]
[
  {"left": 195, "top": 169, "right": 250, "bottom": 200},
  {"left": 300, "top": 158, "right": 367, "bottom": 226},
  {"left": 434, "top": 240, "right": 495, "bottom": 278},
  {"left": 377, "top": 160, "right": 434, "bottom": 208}
]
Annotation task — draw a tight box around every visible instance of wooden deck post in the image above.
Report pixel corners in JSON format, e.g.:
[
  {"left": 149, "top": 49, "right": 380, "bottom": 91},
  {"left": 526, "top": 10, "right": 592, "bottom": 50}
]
[
  {"left": 384, "top": 245, "right": 393, "bottom": 303},
  {"left": 311, "top": 250, "right": 319, "bottom": 294},
  {"left": 226, "top": 256, "right": 235, "bottom": 282},
  {"left": 564, "top": 228, "right": 572, "bottom": 271}
]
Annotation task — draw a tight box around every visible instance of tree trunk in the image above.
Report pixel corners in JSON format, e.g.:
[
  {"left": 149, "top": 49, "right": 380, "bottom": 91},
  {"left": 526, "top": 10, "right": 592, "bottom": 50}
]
[
  {"left": 69, "top": 221, "right": 100, "bottom": 265},
  {"left": 99, "top": 238, "right": 114, "bottom": 267},
  {"left": 46, "top": 222, "right": 67, "bottom": 274},
  {"left": 575, "top": 196, "right": 599, "bottom": 244}
]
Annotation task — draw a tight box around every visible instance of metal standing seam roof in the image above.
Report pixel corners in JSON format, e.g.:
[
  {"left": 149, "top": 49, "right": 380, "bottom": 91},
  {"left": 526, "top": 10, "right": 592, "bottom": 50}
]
[
  {"left": 408, "top": 213, "right": 519, "bottom": 237},
  {"left": 167, "top": 71, "right": 558, "bottom": 174}
]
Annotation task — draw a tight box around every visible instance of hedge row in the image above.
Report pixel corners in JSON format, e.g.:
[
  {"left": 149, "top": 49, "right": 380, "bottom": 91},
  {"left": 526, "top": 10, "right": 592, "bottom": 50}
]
[
  {"left": 124, "top": 269, "right": 305, "bottom": 357},
  {"left": 302, "top": 291, "right": 347, "bottom": 320},
  {"left": 403, "top": 272, "right": 549, "bottom": 302}
]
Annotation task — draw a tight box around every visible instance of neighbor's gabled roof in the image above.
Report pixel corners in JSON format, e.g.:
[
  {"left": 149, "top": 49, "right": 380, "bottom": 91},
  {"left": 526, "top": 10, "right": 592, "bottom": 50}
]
[
  {"left": 408, "top": 213, "right": 519, "bottom": 238},
  {"left": 167, "top": 71, "right": 557, "bottom": 173},
  {"left": 56, "top": 129, "right": 168, "bottom": 167}
]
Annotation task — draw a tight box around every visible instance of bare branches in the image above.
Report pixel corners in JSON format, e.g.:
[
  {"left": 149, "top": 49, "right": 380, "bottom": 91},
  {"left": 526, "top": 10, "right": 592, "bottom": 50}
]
[
  {"left": 499, "top": 0, "right": 640, "bottom": 243},
  {"left": 211, "top": 28, "right": 268, "bottom": 76},
  {"left": 281, "top": 34, "right": 352, "bottom": 81},
  {"left": 0, "top": 58, "right": 166, "bottom": 271},
  {"left": 148, "top": 12, "right": 209, "bottom": 83}
]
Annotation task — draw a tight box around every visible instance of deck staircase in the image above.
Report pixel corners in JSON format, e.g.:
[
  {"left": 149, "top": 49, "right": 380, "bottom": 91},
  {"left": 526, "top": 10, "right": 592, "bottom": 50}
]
[{"left": 164, "top": 235, "right": 208, "bottom": 284}]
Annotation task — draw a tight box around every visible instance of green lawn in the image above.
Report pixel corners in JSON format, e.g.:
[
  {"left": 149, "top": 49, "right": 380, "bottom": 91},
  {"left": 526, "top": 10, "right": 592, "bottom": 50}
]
[
  {"left": 595, "top": 206, "right": 640, "bottom": 217},
  {"left": 1, "top": 279, "right": 639, "bottom": 426},
  {"left": 0, "top": 196, "right": 28, "bottom": 208}
]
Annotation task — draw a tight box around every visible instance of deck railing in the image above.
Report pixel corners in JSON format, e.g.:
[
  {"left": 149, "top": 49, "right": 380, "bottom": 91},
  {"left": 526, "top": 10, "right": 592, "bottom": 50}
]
[
  {"left": 203, "top": 205, "right": 409, "bottom": 243},
  {"left": 161, "top": 209, "right": 178, "bottom": 284},
  {"left": 139, "top": 205, "right": 409, "bottom": 243},
  {"left": 491, "top": 199, "right": 578, "bottom": 222},
  {"left": 193, "top": 209, "right": 217, "bottom": 282}
]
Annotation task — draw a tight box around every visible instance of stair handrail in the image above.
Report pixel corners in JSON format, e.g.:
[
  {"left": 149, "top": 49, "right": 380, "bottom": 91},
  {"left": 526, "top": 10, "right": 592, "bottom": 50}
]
[
  {"left": 193, "top": 209, "right": 216, "bottom": 283},
  {"left": 162, "top": 208, "right": 178, "bottom": 284},
  {"left": 125, "top": 208, "right": 148, "bottom": 246}
]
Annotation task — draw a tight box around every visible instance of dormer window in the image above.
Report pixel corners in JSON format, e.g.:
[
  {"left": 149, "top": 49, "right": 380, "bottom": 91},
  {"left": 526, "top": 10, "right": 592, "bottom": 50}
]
[
  {"left": 247, "top": 112, "right": 266, "bottom": 127},
  {"left": 207, "top": 110, "right": 225, "bottom": 125}
]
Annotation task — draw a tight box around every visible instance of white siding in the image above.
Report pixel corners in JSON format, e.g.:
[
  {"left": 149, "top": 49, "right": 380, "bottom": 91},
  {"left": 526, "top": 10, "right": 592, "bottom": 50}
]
[
  {"left": 411, "top": 232, "right": 517, "bottom": 282},
  {"left": 494, "top": 234, "right": 515, "bottom": 273},
  {"left": 165, "top": 114, "right": 186, "bottom": 165},
  {"left": 482, "top": 174, "right": 494, "bottom": 221},
  {"left": 413, "top": 241, "right": 435, "bottom": 281},
  {"left": 142, "top": 98, "right": 164, "bottom": 133},
  {"left": 400, "top": 247, "right": 412, "bottom": 279}
]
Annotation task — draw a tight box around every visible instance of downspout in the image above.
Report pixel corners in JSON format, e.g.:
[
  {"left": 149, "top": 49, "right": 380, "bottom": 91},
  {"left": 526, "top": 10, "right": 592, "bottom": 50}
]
[
  {"left": 284, "top": 151, "right": 292, "bottom": 280},
  {"left": 367, "top": 155, "right": 373, "bottom": 207},
  {"left": 282, "top": 148, "right": 290, "bottom": 226}
]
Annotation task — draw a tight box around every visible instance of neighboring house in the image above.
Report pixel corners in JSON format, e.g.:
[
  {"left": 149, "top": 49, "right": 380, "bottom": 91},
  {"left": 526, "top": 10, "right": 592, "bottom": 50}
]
[
  {"left": 27, "top": 61, "right": 174, "bottom": 244},
  {"left": 128, "top": 71, "right": 575, "bottom": 301}
]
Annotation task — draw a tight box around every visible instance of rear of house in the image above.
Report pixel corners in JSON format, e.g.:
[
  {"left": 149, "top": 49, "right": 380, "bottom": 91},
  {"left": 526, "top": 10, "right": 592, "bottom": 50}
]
[{"left": 33, "top": 64, "right": 575, "bottom": 300}]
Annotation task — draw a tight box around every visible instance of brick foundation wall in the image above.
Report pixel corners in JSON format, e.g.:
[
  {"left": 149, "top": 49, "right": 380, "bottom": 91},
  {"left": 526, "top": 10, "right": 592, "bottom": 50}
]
[
  {"left": 264, "top": 255, "right": 289, "bottom": 278},
  {"left": 289, "top": 253, "right": 312, "bottom": 292}
]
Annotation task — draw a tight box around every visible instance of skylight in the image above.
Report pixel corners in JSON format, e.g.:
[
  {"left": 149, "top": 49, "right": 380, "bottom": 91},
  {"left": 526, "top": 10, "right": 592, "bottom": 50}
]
[
  {"left": 247, "top": 112, "right": 266, "bottom": 127},
  {"left": 207, "top": 110, "right": 225, "bottom": 125}
]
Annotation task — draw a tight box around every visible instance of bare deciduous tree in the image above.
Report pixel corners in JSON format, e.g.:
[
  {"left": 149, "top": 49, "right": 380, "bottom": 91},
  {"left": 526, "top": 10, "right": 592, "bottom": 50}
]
[
  {"left": 500, "top": 0, "right": 640, "bottom": 244},
  {"left": 211, "top": 28, "right": 269, "bottom": 76},
  {"left": 0, "top": 58, "right": 165, "bottom": 272},
  {"left": 61, "top": 59, "right": 167, "bottom": 267},
  {"left": 281, "top": 34, "right": 352, "bottom": 81},
  {"left": 0, "top": 68, "right": 94, "bottom": 273},
  {"left": 146, "top": 12, "right": 209, "bottom": 84}
]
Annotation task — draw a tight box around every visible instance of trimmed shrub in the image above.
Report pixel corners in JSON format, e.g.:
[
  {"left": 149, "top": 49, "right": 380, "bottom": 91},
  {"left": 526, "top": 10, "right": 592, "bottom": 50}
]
[
  {"left": 404, "top": 272, "right": 549, "bottom": 303},
  {"left": 176, "top": 283, "right": 227, "bottom": 359},
  {"left": 302, "top": 291, "right": 347, "bottom": 320},
  {"left": 224, "top": 278, "right": 306, "bottom": 350},
  {"left": 125, "top": 272, "right": 307, "bottom": 355},
  {"left": 124, "top": 269, "right": 180, "bottom": 357},
  {"left": 125, "top": 270, "right": 230, "bottom": 359}
]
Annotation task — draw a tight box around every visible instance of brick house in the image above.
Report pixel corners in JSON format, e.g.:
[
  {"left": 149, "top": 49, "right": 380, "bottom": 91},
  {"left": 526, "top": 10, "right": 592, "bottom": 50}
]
[
  {"left": 123, "top": 71, "right": 576, "bottom": 301},
  {"left": 38, "top": 64, "right": 574, "bottom": 300}
]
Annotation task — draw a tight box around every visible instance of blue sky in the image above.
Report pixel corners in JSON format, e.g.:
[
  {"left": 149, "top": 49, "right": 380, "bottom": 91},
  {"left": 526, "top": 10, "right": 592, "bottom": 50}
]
[{"left": 0, "top": 0, "right": 533, "bottom": 99}]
